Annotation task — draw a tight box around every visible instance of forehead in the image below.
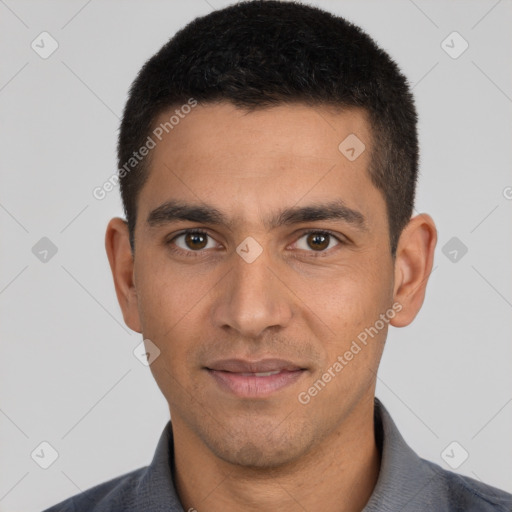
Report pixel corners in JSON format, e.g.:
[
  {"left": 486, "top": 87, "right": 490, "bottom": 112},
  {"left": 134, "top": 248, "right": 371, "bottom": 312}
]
[{"left": 138, "top": 102, "right": 385, "bottom": 231}]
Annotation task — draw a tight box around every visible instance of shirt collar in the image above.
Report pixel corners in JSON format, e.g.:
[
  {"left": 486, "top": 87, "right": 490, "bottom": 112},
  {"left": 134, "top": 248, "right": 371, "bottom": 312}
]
[
  {"left": 139, "top": 397, "right": 436, "bottom": 511},
  {"left": 362, "top": 397, "right": 438, "bottom": 511}
]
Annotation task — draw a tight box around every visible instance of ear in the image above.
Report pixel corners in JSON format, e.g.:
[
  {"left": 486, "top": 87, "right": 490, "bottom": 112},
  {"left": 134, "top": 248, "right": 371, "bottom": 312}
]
[
  {"left": 105, "top": 217, "right": 142, "bottom": 333},
  {"left": 390, "top": 213, "right": 437, "bottom": 328}
]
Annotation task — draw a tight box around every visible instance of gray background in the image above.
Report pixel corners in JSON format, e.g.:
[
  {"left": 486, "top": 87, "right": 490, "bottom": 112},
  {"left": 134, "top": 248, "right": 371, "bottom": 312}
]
[{"left": 1, "top": 1, "right": 511, "bottom": 510}]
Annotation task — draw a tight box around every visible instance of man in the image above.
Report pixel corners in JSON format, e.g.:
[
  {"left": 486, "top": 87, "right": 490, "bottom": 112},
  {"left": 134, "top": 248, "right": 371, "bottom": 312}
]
[{"left": 44, "top": 1, "right": 512, "bottom": 510}]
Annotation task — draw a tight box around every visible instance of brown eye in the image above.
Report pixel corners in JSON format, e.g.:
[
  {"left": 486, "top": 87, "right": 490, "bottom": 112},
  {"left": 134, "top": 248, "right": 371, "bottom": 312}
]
[
  {"left": 184, "top": 232, "right": 208, "bottom": 250},
  {"left": 171, "top": 230, "right": 215, "bottom": 253},
  {"left": 306, "top": 232, "right": 330, "bottom": 251},
  {"left": 294, "top": 231, "right": 341, "bottom": 253}
]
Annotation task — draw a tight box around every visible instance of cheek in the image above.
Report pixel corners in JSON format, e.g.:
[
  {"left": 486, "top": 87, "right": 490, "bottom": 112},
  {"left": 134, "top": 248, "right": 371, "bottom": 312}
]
[
  {"left": 293, "top": 258, "right": 393, "bottom": 377},
  {"left": 302, "top": 278, "right": 390, "bottom": 398},
  {"left": 135, "top": 259, "right": 206, "bottom": 403},
  {"left": 301, "top": 264, "right": 390, "bottom": 330},
  {"left": 133, "top": 251, "right": 221, "bottom": 387},
  {"left": 134, "top": 251, "right": 208, "bottom": 336}
]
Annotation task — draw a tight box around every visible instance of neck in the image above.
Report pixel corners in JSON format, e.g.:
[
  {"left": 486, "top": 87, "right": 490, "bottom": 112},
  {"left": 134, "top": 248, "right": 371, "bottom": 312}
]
[{"left": 171, "top": 395, "right": 381, "bottom": 512}]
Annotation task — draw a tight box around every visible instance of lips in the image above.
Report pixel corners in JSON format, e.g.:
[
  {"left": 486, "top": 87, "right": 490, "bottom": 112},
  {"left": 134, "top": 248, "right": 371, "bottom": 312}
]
[
  {"left": 206, "top": 358, "right": 304, "bottom": 373},
  {"left": 205, "top": 358, "right": 307, "bottom": 398},
  {"left": 236, "top": 370, "right": 281, "bottom": 377}
]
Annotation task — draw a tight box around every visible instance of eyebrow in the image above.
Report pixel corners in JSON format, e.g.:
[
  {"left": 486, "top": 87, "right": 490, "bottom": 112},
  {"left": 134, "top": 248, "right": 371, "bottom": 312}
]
[{"left": 146, "top": 199, "right": 368, "bottom": 232}]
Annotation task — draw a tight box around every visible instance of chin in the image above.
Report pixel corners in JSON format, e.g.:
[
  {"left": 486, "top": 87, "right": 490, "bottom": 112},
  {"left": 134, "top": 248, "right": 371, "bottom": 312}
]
[
  {"left": 202, "top": 419, "right": 317, "bottom": 470},
  {"left": 216, "top": 440, "right": 303, "bottom": 469}
]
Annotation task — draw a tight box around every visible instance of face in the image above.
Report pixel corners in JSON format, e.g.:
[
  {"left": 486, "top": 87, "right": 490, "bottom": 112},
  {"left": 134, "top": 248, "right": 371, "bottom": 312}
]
[{"left": 117, "top": 103, "right": 403, "bottom": 468}]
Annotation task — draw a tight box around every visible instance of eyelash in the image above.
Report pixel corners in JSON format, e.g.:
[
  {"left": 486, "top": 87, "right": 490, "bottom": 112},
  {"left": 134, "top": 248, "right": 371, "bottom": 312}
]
[{"left": 166, "top": 229, "right": 345, "bottom": 258}]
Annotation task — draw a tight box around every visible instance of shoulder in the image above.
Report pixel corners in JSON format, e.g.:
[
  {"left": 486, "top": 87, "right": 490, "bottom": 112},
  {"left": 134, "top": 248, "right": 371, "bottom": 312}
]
[
  {"left": 423, "top": 458, "right": 512, "bottom": 511},
  {"left": 372, "top": 398, "right": 512, "bottom": 512},
  {"left": 42, "top": 466, "right": 148, "bottom": 512},
  {"left": 42, "top": 420, "right": 180, "bottom": 511}
]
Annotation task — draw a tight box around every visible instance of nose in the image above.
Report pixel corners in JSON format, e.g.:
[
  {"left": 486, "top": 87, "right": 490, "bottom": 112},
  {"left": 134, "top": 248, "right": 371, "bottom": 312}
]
[{"left": 211, "top": 246, "right": 293, "bottom": 339}]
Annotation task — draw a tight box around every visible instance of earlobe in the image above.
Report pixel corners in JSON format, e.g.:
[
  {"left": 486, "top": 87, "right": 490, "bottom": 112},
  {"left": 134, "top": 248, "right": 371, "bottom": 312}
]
[
  {"left": 105, "top": 217, "right": 142, "bottom": 333},
  {"left": 390, "top": 214, "right": 437, "bottom": 328}
]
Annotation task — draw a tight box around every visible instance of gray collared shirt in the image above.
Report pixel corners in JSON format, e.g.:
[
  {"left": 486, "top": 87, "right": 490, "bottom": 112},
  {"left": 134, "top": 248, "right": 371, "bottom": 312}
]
[{"left": 43, "top": 398, "right": 512, "bottom": 511}]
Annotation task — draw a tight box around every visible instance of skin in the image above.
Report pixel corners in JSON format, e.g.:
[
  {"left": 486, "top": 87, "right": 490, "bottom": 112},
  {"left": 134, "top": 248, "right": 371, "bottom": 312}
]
[{"left": 105, "top": 102, "right": 437, "bottom": 512}]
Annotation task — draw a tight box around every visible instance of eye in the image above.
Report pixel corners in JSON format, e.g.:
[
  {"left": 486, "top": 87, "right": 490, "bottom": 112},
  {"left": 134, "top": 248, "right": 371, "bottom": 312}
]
[
  {"left": 293, "top": 231, "right": 342, "bottom": 253},
  {"left": 167, "top": 229, "right": 344, "bottom": 257},
  {"left": 170, "top": 230, "right": 218, "bottom": 252}
]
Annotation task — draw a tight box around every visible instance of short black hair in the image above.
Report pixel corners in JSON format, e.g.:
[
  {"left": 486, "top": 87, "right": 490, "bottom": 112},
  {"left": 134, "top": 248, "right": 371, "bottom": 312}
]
[{"left": 118, "top": 0, "right": 418, "bottom": 256}]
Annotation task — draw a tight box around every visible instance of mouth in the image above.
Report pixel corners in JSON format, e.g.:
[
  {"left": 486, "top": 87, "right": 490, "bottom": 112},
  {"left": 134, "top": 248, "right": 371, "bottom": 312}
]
[{"left": 205, "top": 358, "right": 307, "bottom": 398}]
